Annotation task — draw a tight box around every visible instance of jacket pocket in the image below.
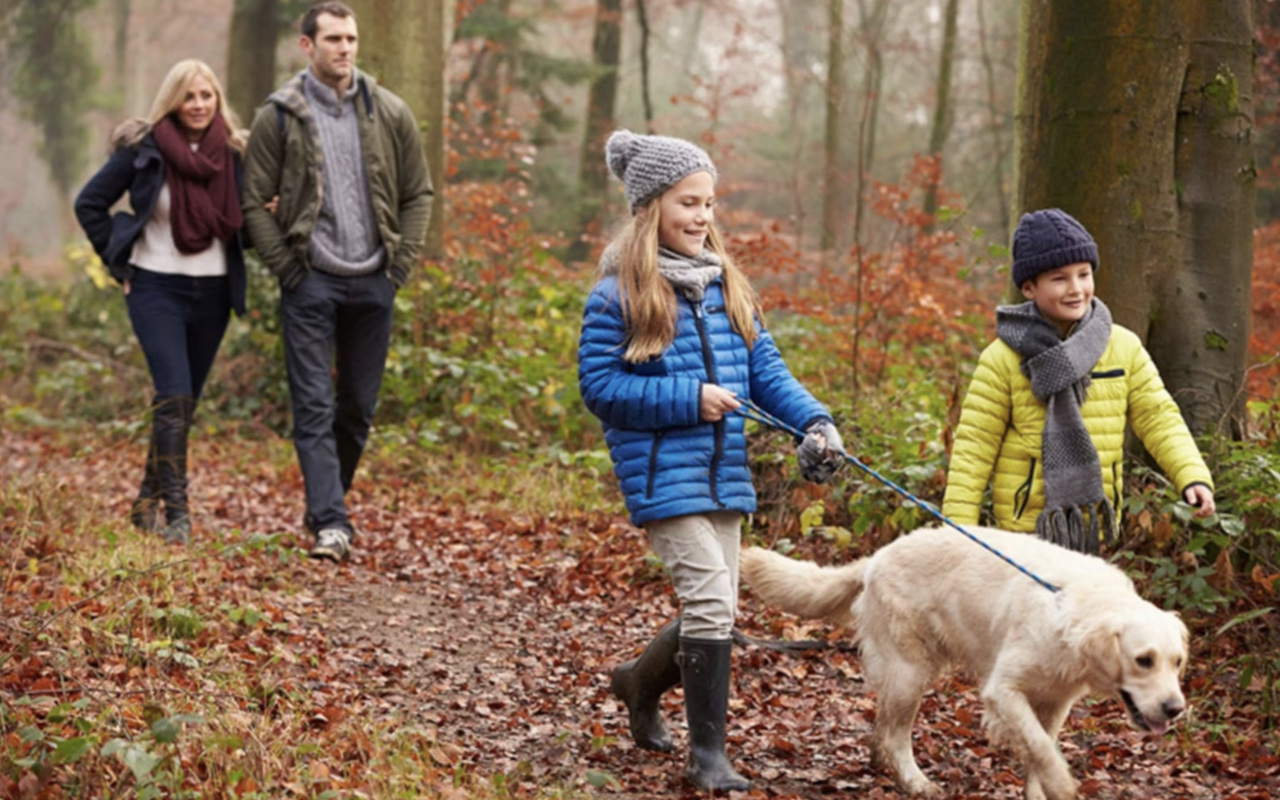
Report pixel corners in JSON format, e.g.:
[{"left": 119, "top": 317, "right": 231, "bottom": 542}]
[
  {"left": 646, "top": 432, "right": 666, "bottom": 499},
  {"left": 1091, "top": 368, "right": 1126, "bottom": 379},
  {"left": 630, "top": 358, "right": 668, "bottom": 376},
  {"left": 1112, "top": 461, "right": 1121, "bottom": 509},
  {"left": 1013, "top": 458, "right": 1036, "bottom": 520}
]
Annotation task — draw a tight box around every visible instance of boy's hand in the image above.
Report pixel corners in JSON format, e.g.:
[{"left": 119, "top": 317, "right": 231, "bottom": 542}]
[
  {"left": 1184, "top": 484, "right": 1216, "bottom": 517},
  {"left": 700, "top": 384, "right": 739, "bottom": 422},
  {"left": 798, "top": 420, "right": 845, "bottom": 484}
]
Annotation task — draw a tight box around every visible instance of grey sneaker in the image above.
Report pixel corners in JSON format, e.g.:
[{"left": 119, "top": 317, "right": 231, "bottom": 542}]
[{"left": 309, "top": 528, "right": 351, "bottom": 562}]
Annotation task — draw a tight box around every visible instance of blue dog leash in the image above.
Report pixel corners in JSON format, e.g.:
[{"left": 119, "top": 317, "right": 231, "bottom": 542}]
[{"left": 734, "top": 398, "right": 1060, "bottom": 594}]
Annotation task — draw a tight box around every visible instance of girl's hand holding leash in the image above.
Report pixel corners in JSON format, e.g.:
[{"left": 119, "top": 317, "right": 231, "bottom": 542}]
[
  {"left": 700, "top": 384, "right": 740, "bottom": 422},
  {"left": 797, "top": 420, "right": 845, "bottom": 483}
]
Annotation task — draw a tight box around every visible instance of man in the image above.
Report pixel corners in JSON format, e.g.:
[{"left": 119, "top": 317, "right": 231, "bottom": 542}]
[{"left": 243, "top": 1, "right": 433, "bottom": 562}]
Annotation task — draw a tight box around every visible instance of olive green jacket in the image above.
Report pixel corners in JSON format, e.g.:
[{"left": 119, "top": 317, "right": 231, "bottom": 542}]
[
  {"left": 942, "top": 324, "right": 1214, "bottom": 531},
  {"left": 242, "top": 69, "right": 433, "bottom": 289}
]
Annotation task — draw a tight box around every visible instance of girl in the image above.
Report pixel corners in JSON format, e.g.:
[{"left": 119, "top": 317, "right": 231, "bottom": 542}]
[
  {"left": 578, "top": 129, "right": 845, "bottom": 790},
  {"left": 75, "top": 59, "right": 247, "bottom": 546}
]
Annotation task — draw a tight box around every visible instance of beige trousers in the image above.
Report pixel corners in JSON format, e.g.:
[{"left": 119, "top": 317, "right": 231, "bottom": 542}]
[{"left": 644, "top": 511, "right": 742, "bottom": 640}]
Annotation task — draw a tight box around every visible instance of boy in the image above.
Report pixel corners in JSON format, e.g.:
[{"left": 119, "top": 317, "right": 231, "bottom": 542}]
[{"left": 942, "top": 208, "right": 1215, "bottom": 552}]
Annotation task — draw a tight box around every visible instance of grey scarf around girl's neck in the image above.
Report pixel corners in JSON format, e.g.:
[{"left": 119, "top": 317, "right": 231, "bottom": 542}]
[
  {"left": 657, "top": 246, "right": 722, "bottom": 301},
  {"left": 598, "top": 242, "right": 724, "bottom": 301},
  {"left": 996, "top": 297, "right": 1115, "bottom": 553}
]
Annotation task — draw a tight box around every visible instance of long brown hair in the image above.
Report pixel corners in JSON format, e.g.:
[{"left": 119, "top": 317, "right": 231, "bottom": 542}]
[{"left": 613, "top": 201, "right": 762, "bottom": 363}]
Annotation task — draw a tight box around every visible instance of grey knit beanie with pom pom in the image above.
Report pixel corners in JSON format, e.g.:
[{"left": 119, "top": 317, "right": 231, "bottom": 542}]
[{"left": 605, "top": 129, "right": 717, "bottom": 214}]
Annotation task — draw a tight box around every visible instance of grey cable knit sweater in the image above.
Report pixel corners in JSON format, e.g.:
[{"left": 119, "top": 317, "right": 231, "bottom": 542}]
[{"left": 302, "top": 70, "right": 385, "bottom": 276}]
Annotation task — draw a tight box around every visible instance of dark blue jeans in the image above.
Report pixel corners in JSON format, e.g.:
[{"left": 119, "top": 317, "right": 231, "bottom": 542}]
[
  {"left": 126, "top": 268, "right": 231, "bottom": 399},
  {"left": 280, "top": 269, "right": 395, "bottom": 537}
]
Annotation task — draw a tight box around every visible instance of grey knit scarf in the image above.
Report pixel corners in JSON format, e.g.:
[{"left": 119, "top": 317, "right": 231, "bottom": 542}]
[
  {"left": 598, "top": 243, "right": 724, "bottom": 301},
  {"left": 657, "top": 246, "right": 722, "bottom": 301},
  {"left": 996, "top": 298, "right": 1115, "bottom": 553}
]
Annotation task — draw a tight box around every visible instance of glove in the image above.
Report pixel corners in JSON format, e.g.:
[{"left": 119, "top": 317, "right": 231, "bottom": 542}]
[{"left": 797, "top": 420, "right": 845, "bottom": 484}]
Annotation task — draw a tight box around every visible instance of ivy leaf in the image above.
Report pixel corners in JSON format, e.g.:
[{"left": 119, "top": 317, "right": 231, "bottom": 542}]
[{"left": 51, "top": 737, "right": 93, "bottom": 764}]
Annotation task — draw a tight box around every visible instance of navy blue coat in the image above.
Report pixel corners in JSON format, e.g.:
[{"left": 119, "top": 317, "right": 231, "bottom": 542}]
[
  {"left": 74, "top": 134, "right": 247, "bottom": 316},
  {"left": 578, "top": 275, "right": 831, "bottom": 525}
]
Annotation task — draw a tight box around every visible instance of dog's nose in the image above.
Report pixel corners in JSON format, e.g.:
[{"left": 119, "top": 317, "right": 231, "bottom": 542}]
[{"left": 1162, "top": 699, "right": 1185, "bottom": 720}]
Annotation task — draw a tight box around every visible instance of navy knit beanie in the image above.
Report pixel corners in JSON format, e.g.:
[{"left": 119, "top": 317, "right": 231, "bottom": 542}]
[
  {"left": 605, "top": 129, "right": 717, "bottom": 214},
  {"left": 1011, "top": 208, "right": 1100, "bottom": 286}
]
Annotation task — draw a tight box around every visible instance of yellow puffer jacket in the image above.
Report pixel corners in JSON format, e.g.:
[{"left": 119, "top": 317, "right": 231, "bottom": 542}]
[{"left": 942, "top": 324, "right": 1213, "bottom": 531}]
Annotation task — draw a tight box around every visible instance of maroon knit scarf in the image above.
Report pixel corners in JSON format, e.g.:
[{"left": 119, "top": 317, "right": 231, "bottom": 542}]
[{"left": 151, "top": 114, "right": 242, "bottom": 254}]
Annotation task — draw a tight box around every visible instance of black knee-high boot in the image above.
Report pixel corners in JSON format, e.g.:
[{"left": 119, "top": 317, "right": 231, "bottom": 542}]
[
  {"left": 610, "top": 620, "right": 682, "bottom": 751},
  {"left": 130, "top": 400, "right": 162, "bottom": 532},
  {"left": 154, "top": 394, "right": 194, "bottom": 545},
  {"left": 678, "top": 637, "right": 751, "bottom": 792}
]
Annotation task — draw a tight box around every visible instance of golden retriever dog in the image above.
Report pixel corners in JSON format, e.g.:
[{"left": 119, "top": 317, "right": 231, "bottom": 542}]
[{"left": 740, "top": 526, "right": 1188, "bottom": 800}]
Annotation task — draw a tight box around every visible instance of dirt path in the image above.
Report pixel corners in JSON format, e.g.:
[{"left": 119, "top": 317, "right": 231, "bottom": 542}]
[
  {"left": 306, "top": 496, "right": 1276, "bottom": 800},
  {"left": 6, "top": 426, "right": 1273, "bottom": 799}
]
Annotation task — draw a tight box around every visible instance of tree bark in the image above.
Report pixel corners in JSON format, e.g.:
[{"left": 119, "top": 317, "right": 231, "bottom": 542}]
[
  {"left": 225, "top": 0, "right": 280, "bottom": 123},
  {"left": 922, "top": 0, "right": 960, "bottom": 230},
  {"left": 1015, "top": 0, "right": 1255, "bottom": 436},
  {"left": 350, "top": 0, "right": 446, "bottom": 260},
  {"left": 852, "top": 0, "right": 889, "bottom": 249},
  {"left": 569, "top": 0, "right": 621, "bottom": 262},
  {"left": 820, "top": 0, "right": 847, "bottom": 255},
  {"left": 976, "top": 0, "right": 1010, "bottom": 238},
  {"left": 1166, "top": 1, "right": 1255, "bottom": 435},
  {"left": 635, "top": 0, "right": 653, "bottom": 130}
]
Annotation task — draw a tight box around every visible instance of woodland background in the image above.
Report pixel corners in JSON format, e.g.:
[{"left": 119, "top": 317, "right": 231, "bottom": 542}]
[{"left": 1, "top": 0, "right": 1279, "bottom": 797}]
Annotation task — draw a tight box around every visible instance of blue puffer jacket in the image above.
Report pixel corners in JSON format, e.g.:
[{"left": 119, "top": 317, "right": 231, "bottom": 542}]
[{"left": 579, "top": 274, "right": 831, "bottom": 525}]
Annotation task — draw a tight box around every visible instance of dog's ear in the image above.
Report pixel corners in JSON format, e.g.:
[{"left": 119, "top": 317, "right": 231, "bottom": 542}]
[{"left": 1081, "top": 624, "right": 1123, "bottom": 684}]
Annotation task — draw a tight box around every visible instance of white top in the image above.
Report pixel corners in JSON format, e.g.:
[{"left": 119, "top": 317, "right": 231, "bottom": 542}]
[{"left": 130, "top": 182, "right": 227, "bottom": 278}]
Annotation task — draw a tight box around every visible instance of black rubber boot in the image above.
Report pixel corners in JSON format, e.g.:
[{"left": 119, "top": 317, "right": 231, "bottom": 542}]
[
  {"left": 129, "top": 403, "right": 161, "bottom": 532},
  {"left": 154, "top": 395, "right": 194, "bottom": 545},
  {"left": 610, "top": 620, "right": 682, "bottom": 752},
  {"left": 678, "top": 637, "right": 751, "bottom": 792}
]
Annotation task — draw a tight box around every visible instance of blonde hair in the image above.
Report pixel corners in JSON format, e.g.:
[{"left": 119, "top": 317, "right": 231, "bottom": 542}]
[
  {"left": 614, "top": 201, "right": 762, "bottom": 363},
  {"left": 113, "top": 59, "right": 246, "bottom": 152}
]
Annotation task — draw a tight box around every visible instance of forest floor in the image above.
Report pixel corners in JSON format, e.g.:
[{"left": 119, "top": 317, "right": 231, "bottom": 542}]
[{"left": 3, "top": 425, "right": 1279, "bottom": 798}]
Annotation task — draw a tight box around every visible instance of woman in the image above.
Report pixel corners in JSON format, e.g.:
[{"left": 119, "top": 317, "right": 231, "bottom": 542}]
[{"left": 75, "top": 59, "right": 247, "bottom": 546}]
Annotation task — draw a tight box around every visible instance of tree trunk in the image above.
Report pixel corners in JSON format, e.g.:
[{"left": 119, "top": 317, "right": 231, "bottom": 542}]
[
  {"left": 820, "top": 0, "right": 846, "bottom": 255},
  {"left": 774, "top": 0, "right": 817, "bottom": 251},
  {"left": 635, "top": 0, "right": 653, "bottom": 130},
  {"left": 976, "top": 0, "right": 1010, "bottom": 238},
  {"left": 350, "top": 0, "right": 446, "bottom": 260},
  {"left": 852, "top": 0, "right": 889, "bottom": 249},
  {"left": 1015, "top": 0, "right": 1255, "bottom": 436},
  {"left": 569, "top": 0, "right": 621, "bottom": 263},
  {"left": 225, "top": 0, "right": 280, "bottom": 123},
  {"left": 1166, "top": 2, "right": 1255, "bottom": 436},
  {"left": 922, "top": 0, "right": 960, "bottom": 230}
]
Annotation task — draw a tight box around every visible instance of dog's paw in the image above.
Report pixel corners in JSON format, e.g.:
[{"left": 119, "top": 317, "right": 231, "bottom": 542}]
[
  {"left": 900, "top": 776, "right": 943, "bottom": 797},
  {"left": 1035, "top": 770, "right": 1077, "bottom": 800}
]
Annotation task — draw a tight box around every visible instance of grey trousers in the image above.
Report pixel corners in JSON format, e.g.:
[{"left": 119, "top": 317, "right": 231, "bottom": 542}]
[
  {"left": 280, "top": 269, "right": 395, "bottom": 537},
  {"left": 644, "top": 511, "right": 742, "bottom": 640}
]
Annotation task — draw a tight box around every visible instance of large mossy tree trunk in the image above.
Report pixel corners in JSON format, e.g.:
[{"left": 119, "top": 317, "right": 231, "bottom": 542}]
[
  {"left": 569, "top": 0, "right": 621, "bottom": 263},
  {"left": 351, "top": 0, "right": 446, "bottom": 260},
  {"left": 1015, "top": 0, "right": 1255, "bottom": 436}
]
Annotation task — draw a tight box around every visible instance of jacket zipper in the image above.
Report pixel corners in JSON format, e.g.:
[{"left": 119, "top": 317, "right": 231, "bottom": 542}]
[
  {"left": 692, "top": 301, "right": 724, "bottom": 506},
  {"left": 1013, "top": 458, "right": 1036, "bottom": 520}
]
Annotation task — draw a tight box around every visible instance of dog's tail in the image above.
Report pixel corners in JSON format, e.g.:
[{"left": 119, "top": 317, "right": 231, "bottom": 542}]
[{"left": 739, "top": 547, "right": 866, "bottom": 628}]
